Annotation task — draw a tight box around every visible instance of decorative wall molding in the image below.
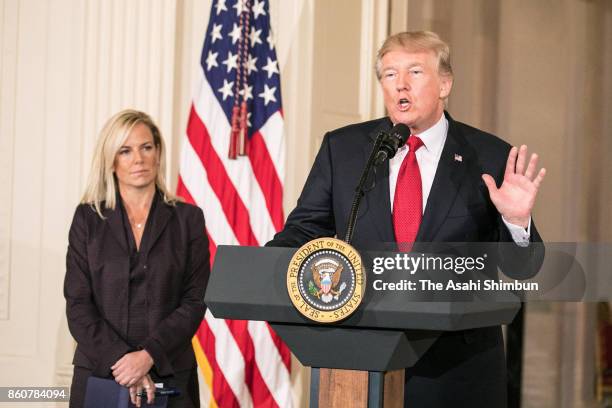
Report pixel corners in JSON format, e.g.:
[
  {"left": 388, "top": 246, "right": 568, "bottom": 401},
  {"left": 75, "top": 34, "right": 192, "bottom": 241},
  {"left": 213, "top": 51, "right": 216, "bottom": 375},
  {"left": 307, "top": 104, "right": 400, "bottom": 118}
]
[{"left": 0, "top": 0, "right": 19, "bottom": 321}]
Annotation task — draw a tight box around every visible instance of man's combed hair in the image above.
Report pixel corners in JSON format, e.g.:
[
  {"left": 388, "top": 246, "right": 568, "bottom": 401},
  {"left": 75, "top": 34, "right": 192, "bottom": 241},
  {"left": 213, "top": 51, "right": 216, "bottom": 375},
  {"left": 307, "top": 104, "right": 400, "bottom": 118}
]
[
  {"left": 81, "top": 109, "right": 178, "bottom": 217},
  {"left": 375, "top": 30, "right": 453, "bottom": 80}
]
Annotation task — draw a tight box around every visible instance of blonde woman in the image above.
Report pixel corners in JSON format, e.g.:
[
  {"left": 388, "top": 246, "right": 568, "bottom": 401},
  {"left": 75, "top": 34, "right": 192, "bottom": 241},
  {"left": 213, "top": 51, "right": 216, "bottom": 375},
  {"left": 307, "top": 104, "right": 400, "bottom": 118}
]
[{"left": 64, "top": 109, "right": 209, "bottom": 407}]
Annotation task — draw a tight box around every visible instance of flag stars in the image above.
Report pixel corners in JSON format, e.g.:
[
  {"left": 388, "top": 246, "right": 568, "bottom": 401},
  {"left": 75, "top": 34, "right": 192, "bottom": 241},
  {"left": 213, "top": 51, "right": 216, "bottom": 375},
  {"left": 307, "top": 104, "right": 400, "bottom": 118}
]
[
  {"left": 246, "top": 55, "right": 258, "bottom": 75},
  {"left": 218, "top": 79, "right": 234, "bottom": 101},
  {"left": 239, "top": 84, "right": 253, "bottom": 101},
  {"left": 233, "top": 0, "right": 247, "bottom": 16},
  {"left": 215, "top": 0, "right": 228, "bottom": 15},
  {"left": 252, "top": 0, "right": 266, "bottom": 19},
  {"left": 222, "top": 51, "right": 238, "bottom": 73},
  {"left": 262, "top": 57, "right": 279, "bottom": 78},
  {"left": 258, "top": 84, "right": 277, "bottom": 106},
  {"left": 205, "top": 51, "right": 219, "bottom": 71},
  {"left": 229, "top": 23, "right": 242, "bottom": 44},
  {"left": 210, "top": 23, "right": 223, "bottom": 43},
  {"left": 249, "top": 28, "right": 263, "bottom": 47}
]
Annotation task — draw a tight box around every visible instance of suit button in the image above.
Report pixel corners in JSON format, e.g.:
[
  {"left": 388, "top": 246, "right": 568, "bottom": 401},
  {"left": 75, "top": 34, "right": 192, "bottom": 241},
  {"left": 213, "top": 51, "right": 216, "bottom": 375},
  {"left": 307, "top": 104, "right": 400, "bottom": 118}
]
[{"left": 143, "top": 265, "right": 148, "bottom": 269}]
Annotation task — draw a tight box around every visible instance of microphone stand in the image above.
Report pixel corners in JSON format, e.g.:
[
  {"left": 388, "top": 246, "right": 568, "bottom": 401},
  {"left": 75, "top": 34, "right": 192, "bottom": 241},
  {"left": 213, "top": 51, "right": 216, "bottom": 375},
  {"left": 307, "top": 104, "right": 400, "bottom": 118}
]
[{"left": 344, "top": 132, "right": 385, "bottom": 244}]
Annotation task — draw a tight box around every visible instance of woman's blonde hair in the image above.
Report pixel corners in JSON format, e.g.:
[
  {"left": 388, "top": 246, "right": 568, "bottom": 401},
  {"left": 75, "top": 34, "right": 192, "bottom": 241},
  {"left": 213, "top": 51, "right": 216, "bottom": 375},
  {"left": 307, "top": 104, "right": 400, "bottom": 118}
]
[{"left": 81, "top": 109, "right": 177, "bottom": 217}]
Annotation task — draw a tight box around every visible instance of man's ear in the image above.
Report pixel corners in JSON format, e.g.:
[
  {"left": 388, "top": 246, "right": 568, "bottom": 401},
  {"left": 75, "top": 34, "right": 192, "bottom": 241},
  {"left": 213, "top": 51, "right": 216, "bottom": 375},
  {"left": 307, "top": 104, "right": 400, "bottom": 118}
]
[{"left": 440, "top": 76, "right": 453, "bottom": 99}]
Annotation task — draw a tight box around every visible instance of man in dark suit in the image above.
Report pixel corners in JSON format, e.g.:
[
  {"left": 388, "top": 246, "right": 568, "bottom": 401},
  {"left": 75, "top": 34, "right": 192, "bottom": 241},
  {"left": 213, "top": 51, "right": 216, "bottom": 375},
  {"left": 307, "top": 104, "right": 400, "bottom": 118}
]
[{"left": 267, "top": 31, "right": 546, "bottom": 407}]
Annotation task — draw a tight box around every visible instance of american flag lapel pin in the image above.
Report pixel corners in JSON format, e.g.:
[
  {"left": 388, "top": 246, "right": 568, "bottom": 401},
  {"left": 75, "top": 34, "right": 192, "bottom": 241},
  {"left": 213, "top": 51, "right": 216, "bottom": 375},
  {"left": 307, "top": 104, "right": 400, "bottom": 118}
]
[{"left": 454, "top": 153, "right": 463, "bottom": 162}]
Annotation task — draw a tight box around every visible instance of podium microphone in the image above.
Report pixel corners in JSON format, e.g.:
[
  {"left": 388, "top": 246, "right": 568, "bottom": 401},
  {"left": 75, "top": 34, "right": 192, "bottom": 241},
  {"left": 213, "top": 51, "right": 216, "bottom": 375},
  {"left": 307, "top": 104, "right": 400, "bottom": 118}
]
[
  {"left": 344, "top": 123, "right": 410, "bottom": 244},
  {"left": 374, "top": 123, "right": 410, "bottom": 166}
]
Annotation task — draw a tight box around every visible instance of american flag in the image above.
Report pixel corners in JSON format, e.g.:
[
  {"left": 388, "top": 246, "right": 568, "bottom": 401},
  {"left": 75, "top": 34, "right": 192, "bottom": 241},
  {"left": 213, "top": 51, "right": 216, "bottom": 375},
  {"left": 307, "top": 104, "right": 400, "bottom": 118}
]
[{"left": 176, "top": 0, "right": 292, "bottom": 406}]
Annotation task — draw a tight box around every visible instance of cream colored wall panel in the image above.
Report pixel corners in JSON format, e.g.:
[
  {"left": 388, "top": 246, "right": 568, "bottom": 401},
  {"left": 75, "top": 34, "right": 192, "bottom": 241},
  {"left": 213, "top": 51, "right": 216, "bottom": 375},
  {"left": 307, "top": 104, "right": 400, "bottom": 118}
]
[
  {"left": 109, "top": 0, "right": 126, "bottom": 111},
  {"left": 121, "top": 0, "right": 138, "bottom": 107},
  {"left": 311, "top": 0, "right": 387, "bottom": 157},
  {"left": 43, "top": 0, "right": 88, "bottom": 389},
  {"left": 0, "top": 0, "right": 49, "bottom": 356},
  {"left": 147, "top": 0, "right": 162, "bottom": 114},
  {"left": 311, "top": 1, "right": 356, "bottom": 150},
  {"left": 96, "top": 0, "right": 112, "bottom": 120},
  {"left": 389, "top": 0, "right": 408, "bottom": 34},
  {"left": 80, "top": 0, "right": 102, "bottom": 180},
  {"left": 359, "top": 0, "right": 376, "bottom": 120},
  {"left": 0, "top": 0, "right": 87, "bottom": 386},
  {"left": 134, "top": 0, "right": 151, "bottom": 110},
  {"left": 0, "top": 0, "right": 4, "bottom": 83},
  {"left": 0, "top": 0, "right": 19, "bottom": 322},
  {"left": 316, "top": 0, "right": 362, "bottom": 118},
  {"left": 158, "top": 0, "right": 178, "bottom": 185},
  {"left": 365, "top": 0, "right": 388, "bottom": 120},
  {"left": 270, "top": 0, "right": 306, "bottom": 69}
]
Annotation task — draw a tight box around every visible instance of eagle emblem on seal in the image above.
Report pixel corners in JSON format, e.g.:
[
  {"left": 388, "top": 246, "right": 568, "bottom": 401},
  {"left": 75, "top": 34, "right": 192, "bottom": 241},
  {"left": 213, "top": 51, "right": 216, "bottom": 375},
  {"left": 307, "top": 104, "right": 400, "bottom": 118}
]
[
  {"left": 310, "top": 258, "right": 346, "bottom": 303},
  {"left": 287, "top": 237, "right": 364, "bottom": 323}
]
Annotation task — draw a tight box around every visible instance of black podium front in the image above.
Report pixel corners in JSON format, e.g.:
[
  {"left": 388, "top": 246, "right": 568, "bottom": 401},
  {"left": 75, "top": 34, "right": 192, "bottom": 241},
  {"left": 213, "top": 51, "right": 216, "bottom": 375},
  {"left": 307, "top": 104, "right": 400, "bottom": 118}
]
[{"left": 204, "top": 245, "right": 520, "bottom": 407}]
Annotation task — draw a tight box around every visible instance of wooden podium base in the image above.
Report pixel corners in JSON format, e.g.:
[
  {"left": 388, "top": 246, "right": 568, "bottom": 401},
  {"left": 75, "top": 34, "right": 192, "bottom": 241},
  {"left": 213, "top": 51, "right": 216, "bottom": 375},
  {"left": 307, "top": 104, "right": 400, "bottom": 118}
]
[{"left": 310, "top": 368, "right": 404, "bottom": 408}]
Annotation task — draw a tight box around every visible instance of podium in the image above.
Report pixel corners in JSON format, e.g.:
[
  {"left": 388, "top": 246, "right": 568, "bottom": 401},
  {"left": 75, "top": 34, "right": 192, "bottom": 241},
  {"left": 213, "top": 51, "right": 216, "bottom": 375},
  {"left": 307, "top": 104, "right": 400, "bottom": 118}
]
[{"left": 204, "top": 245, "right": 520, "bottom": 407}]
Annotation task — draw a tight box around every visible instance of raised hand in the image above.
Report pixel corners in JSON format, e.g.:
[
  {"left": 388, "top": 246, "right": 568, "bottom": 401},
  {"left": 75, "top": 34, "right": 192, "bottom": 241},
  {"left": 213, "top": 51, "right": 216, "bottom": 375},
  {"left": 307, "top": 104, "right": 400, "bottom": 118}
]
[{"left": 482, "top": 145, "right": 546, "bottom": 228}]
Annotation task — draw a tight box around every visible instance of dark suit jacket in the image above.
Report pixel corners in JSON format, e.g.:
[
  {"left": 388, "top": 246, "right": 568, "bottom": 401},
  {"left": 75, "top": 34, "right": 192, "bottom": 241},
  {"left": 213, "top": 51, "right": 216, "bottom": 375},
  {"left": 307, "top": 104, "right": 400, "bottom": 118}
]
[
  {"left": 268, "top": 112, "right": 543, "bottom": 407},
  {"left": 64, "top": 195, "right": 209, "bottom": 379}
]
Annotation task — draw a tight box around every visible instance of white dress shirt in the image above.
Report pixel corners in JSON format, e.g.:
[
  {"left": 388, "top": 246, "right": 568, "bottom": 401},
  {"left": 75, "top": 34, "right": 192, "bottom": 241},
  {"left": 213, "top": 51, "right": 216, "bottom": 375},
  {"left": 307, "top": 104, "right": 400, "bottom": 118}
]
[{"left": 388, "top": 114, "right": 531, "bottom": 245}]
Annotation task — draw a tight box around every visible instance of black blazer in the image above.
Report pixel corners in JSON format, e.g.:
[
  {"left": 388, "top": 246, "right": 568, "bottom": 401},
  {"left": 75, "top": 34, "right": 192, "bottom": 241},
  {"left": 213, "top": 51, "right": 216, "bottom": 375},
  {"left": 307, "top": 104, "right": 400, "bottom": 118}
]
[
  {"left": 268, "top": 112, "right": 543, "bottom": 407},
  {"left": 64, "top": 196, "right": 209, "bottom": 378}
]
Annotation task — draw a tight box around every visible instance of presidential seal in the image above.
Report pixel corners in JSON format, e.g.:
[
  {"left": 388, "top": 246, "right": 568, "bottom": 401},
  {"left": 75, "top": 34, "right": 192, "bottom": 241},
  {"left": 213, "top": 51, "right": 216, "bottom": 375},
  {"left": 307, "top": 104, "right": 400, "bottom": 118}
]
[{"left": 286, "top": 237, "right": 365, "bottom": 323}]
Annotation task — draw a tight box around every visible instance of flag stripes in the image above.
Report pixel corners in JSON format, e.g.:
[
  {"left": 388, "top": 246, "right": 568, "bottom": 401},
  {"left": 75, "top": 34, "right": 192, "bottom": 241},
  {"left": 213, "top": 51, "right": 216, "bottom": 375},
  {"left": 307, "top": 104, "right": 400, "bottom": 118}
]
[{"left": 177, "top": 0, "right": 292, "bottom": 406}]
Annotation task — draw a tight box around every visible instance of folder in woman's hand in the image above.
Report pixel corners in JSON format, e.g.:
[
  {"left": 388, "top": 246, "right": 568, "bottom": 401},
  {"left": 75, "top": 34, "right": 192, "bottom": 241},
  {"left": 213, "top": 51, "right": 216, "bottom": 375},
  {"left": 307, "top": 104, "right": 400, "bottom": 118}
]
[{"left": 84, "top": 376, "right": 168, "bottom": 408}]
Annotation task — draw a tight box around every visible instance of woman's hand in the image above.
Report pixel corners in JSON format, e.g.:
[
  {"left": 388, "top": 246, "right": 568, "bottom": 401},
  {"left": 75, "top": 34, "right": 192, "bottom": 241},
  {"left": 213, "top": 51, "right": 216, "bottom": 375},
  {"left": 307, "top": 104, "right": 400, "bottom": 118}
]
[
  {"left": 111, "top": 350, "right": 154, "bottom": 386},
  {"left": 128, "top": 374, "right": 155, "bottom": 407}
]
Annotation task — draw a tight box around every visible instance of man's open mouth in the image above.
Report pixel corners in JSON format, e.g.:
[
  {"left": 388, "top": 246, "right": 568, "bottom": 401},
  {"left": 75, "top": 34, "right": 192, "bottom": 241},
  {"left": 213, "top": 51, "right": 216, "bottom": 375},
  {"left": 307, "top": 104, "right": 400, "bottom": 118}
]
[{"left": 398, "top": 98, "right": 411, "bottom": 111}]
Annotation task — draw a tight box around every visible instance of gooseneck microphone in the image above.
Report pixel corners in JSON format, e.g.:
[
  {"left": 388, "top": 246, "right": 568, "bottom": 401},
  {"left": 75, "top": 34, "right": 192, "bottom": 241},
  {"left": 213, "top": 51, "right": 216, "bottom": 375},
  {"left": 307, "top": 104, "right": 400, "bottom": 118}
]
[{"left": 344, "top": 123, "right": 411, "bottom": 244}]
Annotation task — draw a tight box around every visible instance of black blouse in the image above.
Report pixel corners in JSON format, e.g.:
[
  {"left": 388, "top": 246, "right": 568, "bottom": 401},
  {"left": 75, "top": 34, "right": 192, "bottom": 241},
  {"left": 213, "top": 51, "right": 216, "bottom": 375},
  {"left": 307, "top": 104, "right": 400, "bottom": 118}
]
[{"left": 118, "top": 192, "right": 159, "bottom": 348}]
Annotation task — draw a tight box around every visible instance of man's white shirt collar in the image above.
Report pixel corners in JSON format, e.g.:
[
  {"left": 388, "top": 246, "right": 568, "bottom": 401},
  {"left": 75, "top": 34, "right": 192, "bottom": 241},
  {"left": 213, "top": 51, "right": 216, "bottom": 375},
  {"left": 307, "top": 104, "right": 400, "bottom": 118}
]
[{"left": 399, "top": 113, "right": 448, "bottom": 155}]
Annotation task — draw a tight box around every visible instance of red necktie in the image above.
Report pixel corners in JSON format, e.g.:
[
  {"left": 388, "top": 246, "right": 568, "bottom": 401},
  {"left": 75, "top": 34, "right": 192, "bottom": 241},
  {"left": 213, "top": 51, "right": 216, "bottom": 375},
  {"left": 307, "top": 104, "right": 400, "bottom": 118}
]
[{"left": 393, "top": 135, "right": 424, "bottom": 251}]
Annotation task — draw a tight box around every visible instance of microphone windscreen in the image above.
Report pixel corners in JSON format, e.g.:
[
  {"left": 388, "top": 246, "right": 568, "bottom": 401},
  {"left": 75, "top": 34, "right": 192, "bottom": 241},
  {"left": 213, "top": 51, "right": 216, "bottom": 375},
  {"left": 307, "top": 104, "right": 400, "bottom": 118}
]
[{"left": 389, "top": 123, "right": 410, "bottom": 146}]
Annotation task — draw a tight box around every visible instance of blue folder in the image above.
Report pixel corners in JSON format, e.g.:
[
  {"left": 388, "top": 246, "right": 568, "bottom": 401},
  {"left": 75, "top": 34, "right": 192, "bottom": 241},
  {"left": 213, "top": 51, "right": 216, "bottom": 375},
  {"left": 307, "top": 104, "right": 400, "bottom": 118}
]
[{"left": 84, "top": 376, "right": 168, "bottom": 408}]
